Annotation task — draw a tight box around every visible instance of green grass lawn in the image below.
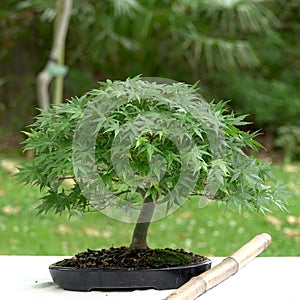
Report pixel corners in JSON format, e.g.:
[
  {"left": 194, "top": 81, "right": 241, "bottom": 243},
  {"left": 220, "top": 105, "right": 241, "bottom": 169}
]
[{"left": 0, "top": 157, "right": 299, "bottom": 256}]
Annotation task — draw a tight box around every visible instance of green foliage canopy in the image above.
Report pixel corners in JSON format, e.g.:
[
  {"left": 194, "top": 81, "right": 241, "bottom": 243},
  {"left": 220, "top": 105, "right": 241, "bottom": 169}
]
[{"left": 17, "top": 77, "right": 286, "bottom": 220}]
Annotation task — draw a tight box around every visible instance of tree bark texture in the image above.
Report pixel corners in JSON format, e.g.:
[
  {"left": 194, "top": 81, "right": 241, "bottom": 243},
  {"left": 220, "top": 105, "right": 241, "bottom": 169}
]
[{"left": 130, "top": 194, "right": 155, "bottom": 250}]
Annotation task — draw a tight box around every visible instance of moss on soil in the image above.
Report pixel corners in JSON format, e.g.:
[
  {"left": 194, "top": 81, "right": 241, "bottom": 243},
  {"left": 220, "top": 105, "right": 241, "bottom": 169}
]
[
  {"left": 147, "top": 249, "right": 192, "bottom": 265},
  {"left": 55, "top": 246, "right": 208, "bottom": 269}
]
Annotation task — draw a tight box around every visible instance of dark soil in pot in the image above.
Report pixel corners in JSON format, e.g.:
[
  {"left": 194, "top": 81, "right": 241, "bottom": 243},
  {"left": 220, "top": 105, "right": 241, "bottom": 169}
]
[
  {"left": 49, "top": 247, "right": 211, "bottom": 291},
  {"left": 55, "top": 246, "right": 208, "bottom": 269}
]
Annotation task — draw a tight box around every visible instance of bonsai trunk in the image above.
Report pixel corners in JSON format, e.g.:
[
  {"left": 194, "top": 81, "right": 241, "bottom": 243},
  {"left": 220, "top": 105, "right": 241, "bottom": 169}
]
[{"left": 130, "top": 193, "right": 155, "bottom": 250}]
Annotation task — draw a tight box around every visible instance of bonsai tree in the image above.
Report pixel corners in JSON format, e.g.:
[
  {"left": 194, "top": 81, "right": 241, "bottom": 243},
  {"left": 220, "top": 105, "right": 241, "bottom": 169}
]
[{"left": 17, "top": 77, "right": 286, "bottom": 252}]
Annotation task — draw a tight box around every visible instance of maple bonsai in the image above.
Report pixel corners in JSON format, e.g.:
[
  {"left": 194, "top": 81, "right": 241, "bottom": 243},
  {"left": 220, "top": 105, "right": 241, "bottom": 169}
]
[{"left": 17, "top": 77, "right": 286, "bottom": 253}]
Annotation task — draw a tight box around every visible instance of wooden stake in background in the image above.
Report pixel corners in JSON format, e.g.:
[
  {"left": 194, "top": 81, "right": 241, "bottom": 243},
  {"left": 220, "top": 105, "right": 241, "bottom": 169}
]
[
  {"left": 36, "top": 0, "right": 73, "bottom": 109},
  {"left": 166, "top": 233, "right": 272, "bottom": 300}
]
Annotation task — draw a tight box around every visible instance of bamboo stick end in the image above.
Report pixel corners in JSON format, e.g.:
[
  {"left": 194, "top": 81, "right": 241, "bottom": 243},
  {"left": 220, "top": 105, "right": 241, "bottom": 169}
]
[{"left": 260, "top": 232, "right": 272, "bottom": 246}]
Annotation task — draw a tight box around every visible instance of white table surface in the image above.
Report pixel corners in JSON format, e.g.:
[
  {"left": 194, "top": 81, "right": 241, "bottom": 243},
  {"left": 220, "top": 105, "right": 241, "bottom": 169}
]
[{"left": 0, "top": 256, "right": 299, "bottom": 300}]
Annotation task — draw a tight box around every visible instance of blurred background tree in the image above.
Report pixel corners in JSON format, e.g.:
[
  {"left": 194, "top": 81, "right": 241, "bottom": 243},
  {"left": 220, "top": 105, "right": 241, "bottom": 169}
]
[{"left": 1, "top": 0, "right": 300, "bottom": 159}]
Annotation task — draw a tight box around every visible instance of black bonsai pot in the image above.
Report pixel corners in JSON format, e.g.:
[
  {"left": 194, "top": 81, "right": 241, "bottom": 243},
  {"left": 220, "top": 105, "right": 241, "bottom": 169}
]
[{"left": 49, "top": 259, "right": 211, "bottom": 291}]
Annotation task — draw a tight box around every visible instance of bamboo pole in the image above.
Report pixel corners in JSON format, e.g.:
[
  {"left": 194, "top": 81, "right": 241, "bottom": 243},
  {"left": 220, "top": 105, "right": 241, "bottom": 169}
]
[{"left": 166, "top": 233, "right": 272, "bottom": 300}]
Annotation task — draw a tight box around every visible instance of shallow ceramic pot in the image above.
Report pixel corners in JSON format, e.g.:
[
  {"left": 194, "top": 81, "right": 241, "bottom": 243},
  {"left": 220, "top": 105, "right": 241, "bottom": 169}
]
[{"left": 49, "top": 259, "right": 211, "bottom": 291}]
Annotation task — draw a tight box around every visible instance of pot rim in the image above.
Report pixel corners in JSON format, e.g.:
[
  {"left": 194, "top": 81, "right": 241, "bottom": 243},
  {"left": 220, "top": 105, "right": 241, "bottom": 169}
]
[{"left": 49, "top": 258, "right": 211, "bottom": 272}]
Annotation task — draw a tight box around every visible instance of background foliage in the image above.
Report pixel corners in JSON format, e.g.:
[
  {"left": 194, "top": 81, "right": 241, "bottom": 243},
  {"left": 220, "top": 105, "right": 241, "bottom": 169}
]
[{"left": 1, "top": 0, "right": 300, "bottom": 159}]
